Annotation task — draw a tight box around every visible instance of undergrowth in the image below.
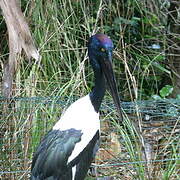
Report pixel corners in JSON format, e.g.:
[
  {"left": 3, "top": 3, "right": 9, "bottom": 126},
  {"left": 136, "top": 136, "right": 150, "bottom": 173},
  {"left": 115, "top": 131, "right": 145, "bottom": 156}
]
[{"left": 0, "top": 0, "right": 179, "bottom": 179}]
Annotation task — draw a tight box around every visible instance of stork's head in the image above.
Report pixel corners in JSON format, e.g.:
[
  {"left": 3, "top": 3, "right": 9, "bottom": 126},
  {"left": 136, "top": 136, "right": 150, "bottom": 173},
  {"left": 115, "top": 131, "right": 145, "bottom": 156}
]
[
  {"left": 88, "top": 34, "right": 122, "bottom": 120},
  {"left": 88, "top": 33, "right": 114, "bottom": 71}
]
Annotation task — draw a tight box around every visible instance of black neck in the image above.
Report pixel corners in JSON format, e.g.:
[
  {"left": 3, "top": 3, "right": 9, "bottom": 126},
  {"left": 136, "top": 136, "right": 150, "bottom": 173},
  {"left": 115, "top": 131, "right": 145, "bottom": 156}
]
[{"left": 89, "top": 69, "right": 106, "bottom": 113}]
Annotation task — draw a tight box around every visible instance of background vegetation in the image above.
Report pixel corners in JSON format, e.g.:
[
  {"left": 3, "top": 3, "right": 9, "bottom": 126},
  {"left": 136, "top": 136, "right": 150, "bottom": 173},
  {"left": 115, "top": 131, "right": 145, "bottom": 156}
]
[
  {"left": 0, "top": 0, "right": 179, "bottom": 179},
  {"left": 1, "top": 0, "right": 179, "bottom": 100}
]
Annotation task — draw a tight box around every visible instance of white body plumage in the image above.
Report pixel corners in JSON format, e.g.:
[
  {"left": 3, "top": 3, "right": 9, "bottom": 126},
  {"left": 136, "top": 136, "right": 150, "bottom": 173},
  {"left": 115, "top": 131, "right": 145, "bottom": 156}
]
[{"left": 53, "top": 95, "right": 100, "bottom": 163}]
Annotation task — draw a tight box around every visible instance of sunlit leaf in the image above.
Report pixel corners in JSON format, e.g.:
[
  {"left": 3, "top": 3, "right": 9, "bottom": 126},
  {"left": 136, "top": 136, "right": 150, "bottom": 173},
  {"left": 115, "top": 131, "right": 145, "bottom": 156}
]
[{"left": 160, "top": 85, "right": 173, "bottom": 98}]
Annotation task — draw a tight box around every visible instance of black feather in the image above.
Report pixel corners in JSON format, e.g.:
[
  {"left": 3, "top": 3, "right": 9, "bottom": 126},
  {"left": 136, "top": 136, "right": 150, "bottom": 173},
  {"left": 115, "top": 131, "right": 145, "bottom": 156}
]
[{"left": 31, "top": 129, "right": 82, "bottom": 180}]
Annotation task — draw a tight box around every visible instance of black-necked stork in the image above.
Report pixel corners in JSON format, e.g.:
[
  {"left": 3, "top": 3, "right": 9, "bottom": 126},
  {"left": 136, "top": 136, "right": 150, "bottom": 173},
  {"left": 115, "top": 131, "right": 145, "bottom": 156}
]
[{"left": 30, "top": 33, "right": 122, "bottom": 180}]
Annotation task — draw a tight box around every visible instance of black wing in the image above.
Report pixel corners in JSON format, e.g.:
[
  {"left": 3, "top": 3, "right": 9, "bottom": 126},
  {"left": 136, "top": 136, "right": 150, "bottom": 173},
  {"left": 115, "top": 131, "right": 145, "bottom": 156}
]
[
  {"left": 31, "top": 128, "right": 82, "bottom": 180},
  {"left": 69, "top": 130, "right": 100, "bottom": 180}
]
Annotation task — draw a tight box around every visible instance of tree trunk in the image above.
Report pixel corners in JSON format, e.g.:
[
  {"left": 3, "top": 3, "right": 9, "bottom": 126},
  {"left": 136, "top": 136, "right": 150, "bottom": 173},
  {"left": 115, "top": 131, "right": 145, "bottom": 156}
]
[
  {"left": 0, "top": 0, "right": 39, "bottom": 98},
  {"left": 0, "top": 1, "right": 39, "bottom": 178}
]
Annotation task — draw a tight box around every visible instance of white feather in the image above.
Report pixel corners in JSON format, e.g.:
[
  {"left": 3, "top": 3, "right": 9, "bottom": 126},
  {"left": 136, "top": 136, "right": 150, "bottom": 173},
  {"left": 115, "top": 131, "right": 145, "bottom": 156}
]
[
  {"left": 72, "top": 166, "right": 76, "bottom": 180},
  {"left": 53, "top": 95, "right": 100, "bottom": 163}
]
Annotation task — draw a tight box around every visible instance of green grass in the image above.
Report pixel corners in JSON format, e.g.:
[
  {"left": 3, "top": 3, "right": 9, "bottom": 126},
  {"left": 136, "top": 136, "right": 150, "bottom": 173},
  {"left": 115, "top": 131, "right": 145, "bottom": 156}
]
[{"left": 0, "top": 0, "right": 179, "bottom": 179}]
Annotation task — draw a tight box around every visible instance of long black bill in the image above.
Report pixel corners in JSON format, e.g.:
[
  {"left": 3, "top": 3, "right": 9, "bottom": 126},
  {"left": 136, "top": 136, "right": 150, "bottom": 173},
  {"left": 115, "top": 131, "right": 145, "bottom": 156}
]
[{"left": 101, "top": 57, "right": 123, "bottom": 123}]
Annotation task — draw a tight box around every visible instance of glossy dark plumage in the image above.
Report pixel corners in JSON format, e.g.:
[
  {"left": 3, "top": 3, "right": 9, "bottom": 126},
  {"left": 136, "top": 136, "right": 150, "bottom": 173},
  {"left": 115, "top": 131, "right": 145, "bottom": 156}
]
[
  {"left": 31, "top": 129, "right": 82, "bottom": 179},
  {"left": 31, "top": 33, "right": 121, "bottom": 180}
]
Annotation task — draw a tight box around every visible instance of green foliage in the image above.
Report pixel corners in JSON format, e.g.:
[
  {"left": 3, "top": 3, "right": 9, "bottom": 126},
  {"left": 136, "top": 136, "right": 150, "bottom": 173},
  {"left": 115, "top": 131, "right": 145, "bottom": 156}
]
[
  {"left": 176, "top": 94, "right": 180, "bottom": 99},
  {"left": 1, "top": 0, "right": 179, "bottom": 179},
  {"left": 1, "top": 0, "right": 173, "bottom": 100},
  {"left": 152, "top": 85, "right": 174, "bottom": 100},
  {"left": 160, "top": 85, "right": 173, "bottom": 98}
]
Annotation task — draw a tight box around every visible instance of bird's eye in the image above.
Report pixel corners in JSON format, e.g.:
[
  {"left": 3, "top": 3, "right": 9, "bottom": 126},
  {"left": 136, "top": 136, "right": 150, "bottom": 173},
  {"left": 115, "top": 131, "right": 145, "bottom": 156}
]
[{"left": 100, "top": 48, "right": 106, "bottom": 52}]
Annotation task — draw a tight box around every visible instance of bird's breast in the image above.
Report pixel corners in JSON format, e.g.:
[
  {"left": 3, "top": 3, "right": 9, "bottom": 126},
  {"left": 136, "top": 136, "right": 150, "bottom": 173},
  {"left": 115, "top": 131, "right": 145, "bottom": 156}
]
[{"left": 53, "top": 95, "right": 100, "bottom": 132}]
